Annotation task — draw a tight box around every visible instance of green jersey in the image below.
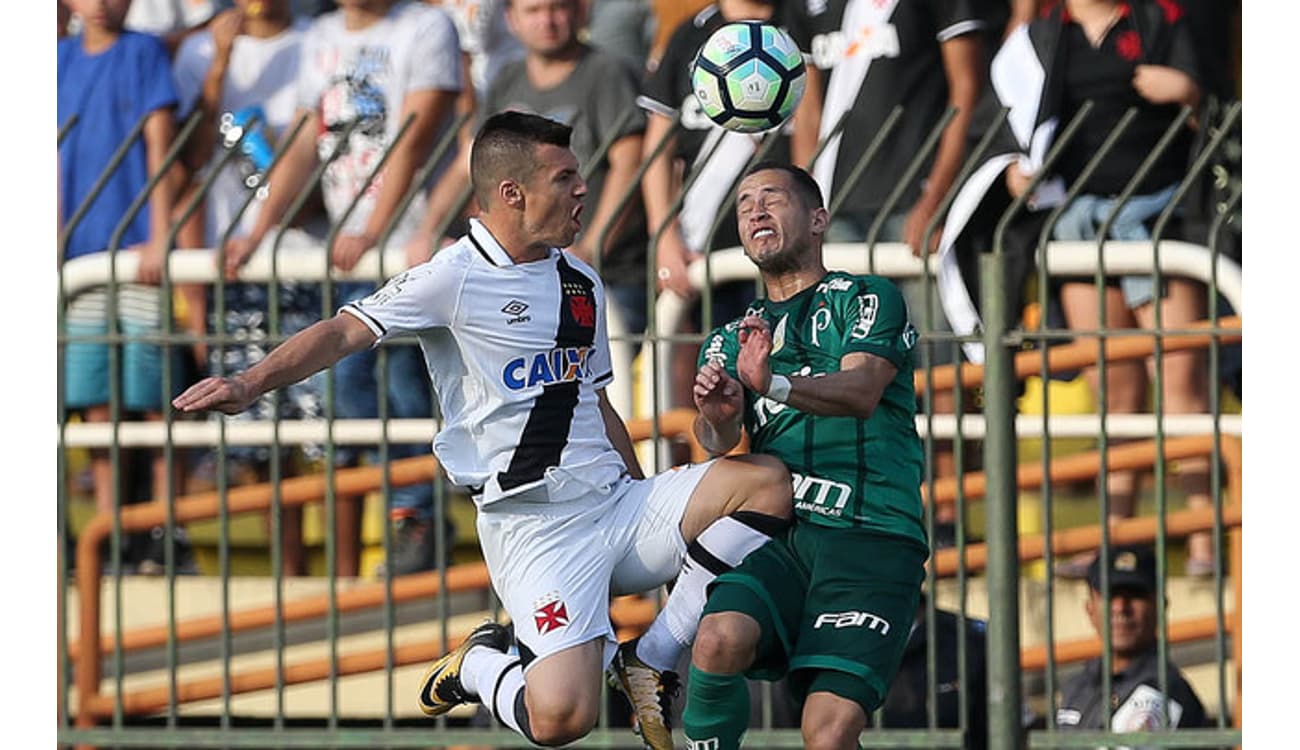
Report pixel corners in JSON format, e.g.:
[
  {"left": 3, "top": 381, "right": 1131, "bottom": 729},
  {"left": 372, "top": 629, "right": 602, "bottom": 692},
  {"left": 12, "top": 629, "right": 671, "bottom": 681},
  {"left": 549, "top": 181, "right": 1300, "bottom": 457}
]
[{"left": 699, "top": 271, "right": 926, "bottom": 546}]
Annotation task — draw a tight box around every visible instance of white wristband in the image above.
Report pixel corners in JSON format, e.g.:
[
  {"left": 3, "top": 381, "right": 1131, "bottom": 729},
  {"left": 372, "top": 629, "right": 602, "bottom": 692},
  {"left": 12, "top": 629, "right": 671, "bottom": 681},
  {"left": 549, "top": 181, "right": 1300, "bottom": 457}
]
[{"left": 766, "top": 374, "right": 792, "bottom": 403}]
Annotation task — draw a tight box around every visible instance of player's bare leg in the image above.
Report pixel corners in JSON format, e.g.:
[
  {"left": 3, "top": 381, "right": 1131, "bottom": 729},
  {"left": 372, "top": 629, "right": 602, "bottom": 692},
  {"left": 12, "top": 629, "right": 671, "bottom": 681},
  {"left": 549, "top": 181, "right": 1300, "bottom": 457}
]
[
  {"left": 801, "top": 692, "right": 868, "bottom": 750},
  {"left": 420, "top": 627, "right": 606, "bottom": 747},
  {"left": 611, "top": 454, "right": 791, "bottom": 749}
]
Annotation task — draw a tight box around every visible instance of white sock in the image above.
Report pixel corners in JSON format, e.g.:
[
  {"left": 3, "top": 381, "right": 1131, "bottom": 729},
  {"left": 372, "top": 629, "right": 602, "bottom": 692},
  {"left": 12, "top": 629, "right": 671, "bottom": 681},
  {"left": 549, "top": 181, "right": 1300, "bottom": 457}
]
[
  {"left": 460, "top": 645, "right": 518, "bottom": 702},
  {"left": 635, "top": 513, "right": 783, "bottom": 672},
  {"left": 487, "top": 661, "right": 529, "bottom": 737}
]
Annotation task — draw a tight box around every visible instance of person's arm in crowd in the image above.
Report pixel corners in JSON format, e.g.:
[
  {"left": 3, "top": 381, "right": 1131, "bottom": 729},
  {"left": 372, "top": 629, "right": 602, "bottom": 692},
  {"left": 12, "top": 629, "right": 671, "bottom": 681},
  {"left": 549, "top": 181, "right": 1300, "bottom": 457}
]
[
  {"left": 571, "top": 132, "right": 643, "bottom": 268},
  {"left": 406, "top": 52, "right": 478, "bottom": 266},
  {"left": 331, "top": 87, "right": 458, "bottom": 271},
  {"left": 1006, "top": 0, "right": 1039, "bottom": 39},
  {"left": 223, "top": 106, "right": 319, "bottom": 279},
  {"left": 598, "top": 388, "right": 646, "bottom": 479},
  {"left": 733, "top": 315, "right": 896, "bottom": 419},
  {"left": 136, "top": 107, "right": 180, "bottom": 285},
  {"left": 173, "top": 312, "right": 379, "bottom": 415},
  {"left": 789, "top": 64, "right": 824, "bottom": 169},
  {"left": 639, "top": 111, "right": 693, "bottom": 296},
  {"left": 184, "top": 8, "right": 243, "bottom": 173},
  {"left": 902, "top": 31, "right": 983, "bottom": 256},
  {"left": 1132, "top": 65, "right": 1200, "bottom": 110}
]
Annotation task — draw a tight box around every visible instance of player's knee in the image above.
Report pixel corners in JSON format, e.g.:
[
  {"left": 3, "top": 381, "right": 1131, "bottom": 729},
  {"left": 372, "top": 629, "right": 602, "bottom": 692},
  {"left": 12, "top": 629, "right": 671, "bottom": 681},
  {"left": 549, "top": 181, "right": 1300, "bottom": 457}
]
[
  {"left": 525, "top": 698, "right": 598, "bottom": 746},
  {"left": 801, "top": 714, "right": 861, "bottom": 750},
  {"left": 693, "top": 613, "right": 758, "bottom": 673},
  {"left": 735, "top": 454, "right": 793, "bottom": 516}
]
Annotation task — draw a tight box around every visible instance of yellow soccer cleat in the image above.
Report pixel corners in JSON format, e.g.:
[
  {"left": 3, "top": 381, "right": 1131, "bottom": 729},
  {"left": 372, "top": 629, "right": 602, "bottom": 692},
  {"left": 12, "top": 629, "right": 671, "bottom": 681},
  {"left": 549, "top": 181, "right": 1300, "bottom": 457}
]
[
  {"left": 607, "top": 638, "right": 682, "bottom": 750},
  {"left": 417, "top": 620, "right": 512, "bottom": 717}
]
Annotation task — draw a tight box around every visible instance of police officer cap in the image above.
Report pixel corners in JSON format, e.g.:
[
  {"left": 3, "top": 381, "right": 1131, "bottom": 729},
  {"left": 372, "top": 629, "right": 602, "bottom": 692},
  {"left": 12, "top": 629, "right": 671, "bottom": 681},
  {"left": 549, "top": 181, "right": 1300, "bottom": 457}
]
[{"left": 1086, "top": 544, "right": 1157, "bottom": 593}]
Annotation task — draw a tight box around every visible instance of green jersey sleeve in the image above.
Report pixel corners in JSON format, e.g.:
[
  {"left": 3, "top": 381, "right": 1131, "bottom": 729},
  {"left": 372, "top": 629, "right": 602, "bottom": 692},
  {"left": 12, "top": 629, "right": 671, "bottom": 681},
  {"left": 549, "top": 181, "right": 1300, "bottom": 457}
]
[
  {"left": 833, "top": 275, "right": 917, "bottom": 372},
  {"left": 698, "top": 320, "right": 744, "bottom": 377}
]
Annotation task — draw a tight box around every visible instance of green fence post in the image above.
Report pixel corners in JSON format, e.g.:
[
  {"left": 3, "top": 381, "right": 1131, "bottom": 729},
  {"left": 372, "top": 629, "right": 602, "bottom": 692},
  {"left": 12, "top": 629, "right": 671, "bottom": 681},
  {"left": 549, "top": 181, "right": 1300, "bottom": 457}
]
[{"left": 981, "top": 249, "right": 1022, "bottom": 750}]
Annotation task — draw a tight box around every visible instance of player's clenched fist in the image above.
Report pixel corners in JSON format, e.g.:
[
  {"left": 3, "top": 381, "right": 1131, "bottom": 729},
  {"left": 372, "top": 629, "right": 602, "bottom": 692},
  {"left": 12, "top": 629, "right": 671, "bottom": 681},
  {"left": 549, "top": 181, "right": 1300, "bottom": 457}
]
[
  {"left": 172, "top": 375, "right": 256, "bottom": 415},
  {"left": 694, "top": 362, "right": 743, "bottom": 424}
]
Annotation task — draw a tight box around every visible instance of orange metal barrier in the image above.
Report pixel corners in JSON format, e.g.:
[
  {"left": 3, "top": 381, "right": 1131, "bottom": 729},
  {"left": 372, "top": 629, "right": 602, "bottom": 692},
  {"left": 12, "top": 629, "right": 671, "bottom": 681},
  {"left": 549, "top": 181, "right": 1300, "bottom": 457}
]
[
  {"left": 72, "top": 407, "right": 1242, "bottom": 724},
  {"left": 924, "top": 434, "right": 1237, "bottom": 507},
  {"left": 74, "top": 433, "right": 1240, "bottom": 721},
  {"left": 914, "top": 316, "right": 1242, "bottom": 395}
]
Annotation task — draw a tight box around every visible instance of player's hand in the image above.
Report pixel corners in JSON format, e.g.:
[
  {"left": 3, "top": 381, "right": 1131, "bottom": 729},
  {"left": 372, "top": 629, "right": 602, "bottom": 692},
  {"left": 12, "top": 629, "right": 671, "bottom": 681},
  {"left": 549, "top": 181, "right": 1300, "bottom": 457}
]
[
  {"left": 221, "top": 234, "right": 259, "bottom": 281},
  {"left": 736, "top": 315, "right": 774, "bottom": 395},
  {"left": 693, "top": 362, "right": 743, "bottom": 424},
  {"left": 172, "top": 375, "right": 256, "bottom": 415},
  {"left": 654, "top": 231, "right": 694, "bottom": 297},
  {"left": 331, "top": 232, "right": 377, "bottom": 272}
]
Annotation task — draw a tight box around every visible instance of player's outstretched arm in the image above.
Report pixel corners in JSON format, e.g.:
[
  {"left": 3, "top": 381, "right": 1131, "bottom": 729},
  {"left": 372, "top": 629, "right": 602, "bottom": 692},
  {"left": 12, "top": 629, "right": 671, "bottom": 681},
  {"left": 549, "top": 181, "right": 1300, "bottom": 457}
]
[{"left": 173, "top": 313, "right": 379, "bottom": 415}]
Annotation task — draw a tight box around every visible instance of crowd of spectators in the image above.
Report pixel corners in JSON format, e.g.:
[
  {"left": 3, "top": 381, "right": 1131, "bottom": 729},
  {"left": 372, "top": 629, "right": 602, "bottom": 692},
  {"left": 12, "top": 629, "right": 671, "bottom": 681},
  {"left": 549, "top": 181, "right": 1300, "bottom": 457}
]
[{"left": 58, "top": 0, "right": 1239, "bottom": 596}]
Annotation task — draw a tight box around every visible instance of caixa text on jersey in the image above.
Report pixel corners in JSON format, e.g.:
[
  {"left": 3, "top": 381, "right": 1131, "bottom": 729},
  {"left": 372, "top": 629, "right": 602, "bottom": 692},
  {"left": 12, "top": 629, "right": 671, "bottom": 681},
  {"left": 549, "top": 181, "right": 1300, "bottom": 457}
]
[{"left": 502, "top": 347, "right": 594, "bottom": 390}]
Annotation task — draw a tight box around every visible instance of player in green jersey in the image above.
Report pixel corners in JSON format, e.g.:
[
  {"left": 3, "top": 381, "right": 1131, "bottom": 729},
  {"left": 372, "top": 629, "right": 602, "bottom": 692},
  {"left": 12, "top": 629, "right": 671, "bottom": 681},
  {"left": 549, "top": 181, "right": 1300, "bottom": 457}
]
[{"left": 681, "top": 162, "right": 930, "bottom": 750}]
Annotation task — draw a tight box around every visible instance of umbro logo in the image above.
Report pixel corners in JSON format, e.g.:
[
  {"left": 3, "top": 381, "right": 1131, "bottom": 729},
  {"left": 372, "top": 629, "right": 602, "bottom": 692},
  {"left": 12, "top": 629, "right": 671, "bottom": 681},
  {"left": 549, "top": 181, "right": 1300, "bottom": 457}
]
[{"left": 502, "top": 300, "right": 531, "bottom": 325}]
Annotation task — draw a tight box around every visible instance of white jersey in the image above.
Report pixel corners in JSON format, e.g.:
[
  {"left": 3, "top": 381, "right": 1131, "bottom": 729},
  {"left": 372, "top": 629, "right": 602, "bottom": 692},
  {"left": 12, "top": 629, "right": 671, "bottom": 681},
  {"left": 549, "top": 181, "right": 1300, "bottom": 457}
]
[
  {"left": 341, "top": 218, "right": 627, "bottom": 507},
  {"left": 297, "top": 0, "right": 462, "bottom": 238}
]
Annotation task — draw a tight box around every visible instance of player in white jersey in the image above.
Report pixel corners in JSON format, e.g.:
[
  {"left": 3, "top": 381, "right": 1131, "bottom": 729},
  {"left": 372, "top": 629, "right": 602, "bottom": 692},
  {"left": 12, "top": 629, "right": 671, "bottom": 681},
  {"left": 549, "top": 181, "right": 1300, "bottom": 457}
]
[{"left": 173, "top": 111, "right": 792, "bottom": 750}]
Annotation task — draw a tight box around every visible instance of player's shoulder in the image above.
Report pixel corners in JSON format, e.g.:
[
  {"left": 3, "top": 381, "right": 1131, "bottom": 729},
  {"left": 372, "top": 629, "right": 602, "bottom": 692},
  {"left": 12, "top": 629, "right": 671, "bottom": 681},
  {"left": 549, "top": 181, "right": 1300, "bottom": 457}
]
[
  {"left": 816, "top": 271, "right": 900, "bottom": 296},
  {"left": 700, "top": 319, "right": 742, "bottom": 366}
]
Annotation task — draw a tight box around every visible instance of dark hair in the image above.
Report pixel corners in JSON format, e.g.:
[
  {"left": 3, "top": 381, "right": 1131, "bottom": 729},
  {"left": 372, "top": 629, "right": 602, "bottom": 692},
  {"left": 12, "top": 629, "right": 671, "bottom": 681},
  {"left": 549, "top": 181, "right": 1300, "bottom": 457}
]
[
  {"left": 743, "top": 161, "right": 824, "bottom": 209},
  {"left": 470, "top": 111, "right": 573, "bottom": 206}
]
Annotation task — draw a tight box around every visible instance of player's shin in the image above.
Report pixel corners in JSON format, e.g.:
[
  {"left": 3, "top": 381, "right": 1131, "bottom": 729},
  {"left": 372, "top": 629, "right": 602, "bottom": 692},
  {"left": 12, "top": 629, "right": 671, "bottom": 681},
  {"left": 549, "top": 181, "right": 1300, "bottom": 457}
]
[
  {"left": 637, "top": 512, "right": 787, "bottom": 671},
  {"left": 682, "top": 664, "right": 750, "bottom": 750},
  {"left": 483, "top": 661, "right": 536, "bottom": 741}
]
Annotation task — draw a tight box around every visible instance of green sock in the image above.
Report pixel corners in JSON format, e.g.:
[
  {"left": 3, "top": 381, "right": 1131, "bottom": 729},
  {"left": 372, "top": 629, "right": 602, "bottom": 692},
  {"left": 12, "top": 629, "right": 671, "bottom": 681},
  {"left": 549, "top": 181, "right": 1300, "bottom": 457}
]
[{"left": 683, "top": 664, "right": 751, "bottom": 750}]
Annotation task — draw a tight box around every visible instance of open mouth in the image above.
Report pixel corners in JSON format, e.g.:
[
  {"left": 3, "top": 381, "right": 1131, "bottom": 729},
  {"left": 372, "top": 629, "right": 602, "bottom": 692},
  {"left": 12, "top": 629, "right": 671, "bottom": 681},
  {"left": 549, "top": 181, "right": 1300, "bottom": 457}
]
[{"left": 750, "top": 227, "right": 776, "bottom": 240}]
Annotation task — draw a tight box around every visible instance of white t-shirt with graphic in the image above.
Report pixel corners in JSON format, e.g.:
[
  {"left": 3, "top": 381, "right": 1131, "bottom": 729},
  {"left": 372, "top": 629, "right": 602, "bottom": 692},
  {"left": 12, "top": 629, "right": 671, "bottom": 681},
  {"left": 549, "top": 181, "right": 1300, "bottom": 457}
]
[
  {"left": 174, "top": 23, "right": 307, "bottom": 245},
  {"left": 297, "top": 1, "right": 462, "bottom": 239}
]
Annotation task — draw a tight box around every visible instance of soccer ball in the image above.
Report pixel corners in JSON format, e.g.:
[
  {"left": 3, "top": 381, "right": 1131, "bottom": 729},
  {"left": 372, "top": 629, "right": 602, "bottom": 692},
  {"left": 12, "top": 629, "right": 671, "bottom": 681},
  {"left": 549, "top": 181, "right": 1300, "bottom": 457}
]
[{"left": 690, "top": 21, "right": 807, "bottom": 134}]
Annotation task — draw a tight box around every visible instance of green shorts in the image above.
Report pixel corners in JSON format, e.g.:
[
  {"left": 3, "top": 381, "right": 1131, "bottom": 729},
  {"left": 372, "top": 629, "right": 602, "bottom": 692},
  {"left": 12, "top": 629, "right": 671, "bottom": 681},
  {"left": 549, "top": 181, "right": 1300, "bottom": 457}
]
[{"left": 701, "top": 522, "right": 928, "bottom": 712}]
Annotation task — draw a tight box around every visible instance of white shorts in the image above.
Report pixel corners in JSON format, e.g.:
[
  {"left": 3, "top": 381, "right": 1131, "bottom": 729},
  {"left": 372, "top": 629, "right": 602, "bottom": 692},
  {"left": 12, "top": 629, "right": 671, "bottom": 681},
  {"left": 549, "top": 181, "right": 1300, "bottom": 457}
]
[{"left": 475, "top": 460, "right": 715, "bottom": 672}]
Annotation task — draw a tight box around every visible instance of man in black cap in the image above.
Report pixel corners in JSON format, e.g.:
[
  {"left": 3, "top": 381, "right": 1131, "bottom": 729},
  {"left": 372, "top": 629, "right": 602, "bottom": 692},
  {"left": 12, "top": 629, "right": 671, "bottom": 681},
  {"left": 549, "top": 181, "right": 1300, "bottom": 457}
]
[{"left": 1056, "top": 544, "right": 1207, "bottom": 734}]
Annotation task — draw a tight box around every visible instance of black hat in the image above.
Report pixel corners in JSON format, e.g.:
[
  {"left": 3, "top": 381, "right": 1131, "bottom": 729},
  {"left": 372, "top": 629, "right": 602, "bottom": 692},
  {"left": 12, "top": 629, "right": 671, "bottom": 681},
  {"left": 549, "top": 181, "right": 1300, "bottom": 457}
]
[{"left": 1086, "top": 544, "right": 1157, "bottom": 593}]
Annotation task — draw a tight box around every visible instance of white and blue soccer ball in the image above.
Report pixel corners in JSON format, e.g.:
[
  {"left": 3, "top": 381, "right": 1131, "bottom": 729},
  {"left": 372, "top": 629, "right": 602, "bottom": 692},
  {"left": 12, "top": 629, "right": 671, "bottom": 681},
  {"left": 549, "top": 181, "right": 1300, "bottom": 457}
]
[{"left": 690, "top": 21, "right": 807, "bottom": 134}]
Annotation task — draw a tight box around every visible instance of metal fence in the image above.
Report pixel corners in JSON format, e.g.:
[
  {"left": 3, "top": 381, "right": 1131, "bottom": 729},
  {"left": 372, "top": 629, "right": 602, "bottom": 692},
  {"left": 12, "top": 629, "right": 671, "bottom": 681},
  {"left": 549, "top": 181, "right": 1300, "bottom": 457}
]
[{"left": 58, "top": 92, "right": 1243, "bottom": 749}]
